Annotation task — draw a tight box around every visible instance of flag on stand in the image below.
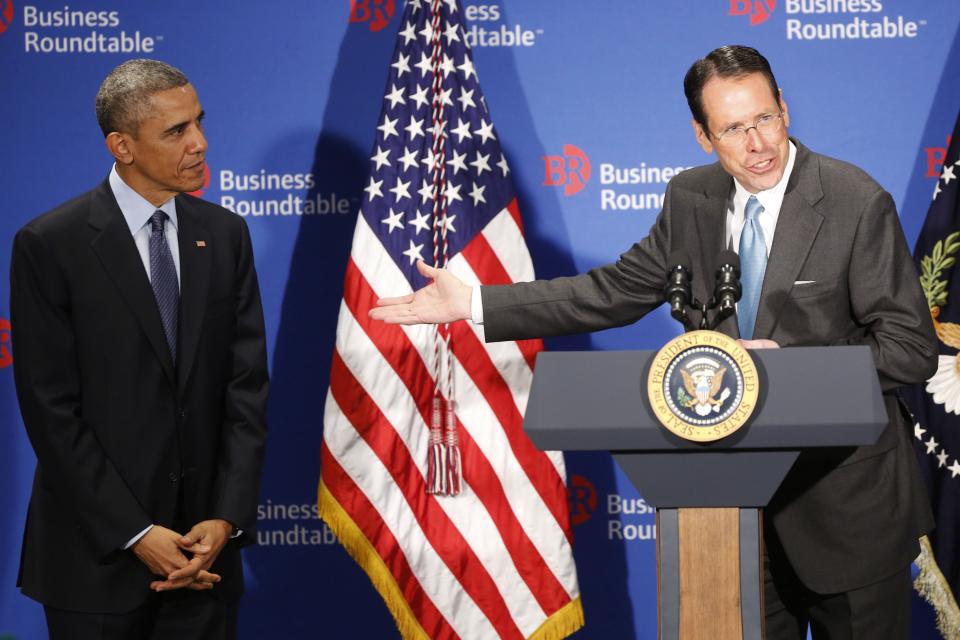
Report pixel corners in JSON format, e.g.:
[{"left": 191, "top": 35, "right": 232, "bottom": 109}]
[
  {"left": 318, "top": 1, "right": 583, "bottom": 638},
  {"left": 903, "top": 110, "right": 960, "bottom": 638}
]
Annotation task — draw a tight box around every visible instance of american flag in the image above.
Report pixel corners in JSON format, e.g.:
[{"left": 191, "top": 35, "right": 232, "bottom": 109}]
[{"left": 318, "top": 1, "right": 583, "bottom": 638}]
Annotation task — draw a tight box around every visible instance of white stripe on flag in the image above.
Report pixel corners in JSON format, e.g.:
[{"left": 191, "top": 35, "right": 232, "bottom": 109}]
[{"left": 482, "top": 208, "right": 536, "bottom": 283}]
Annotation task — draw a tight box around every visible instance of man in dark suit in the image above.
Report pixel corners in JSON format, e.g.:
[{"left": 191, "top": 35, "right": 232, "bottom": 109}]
[
  {"left": 370, "top": 46, "right": 937, "bottom": 638},
  {"left": 10, "top": 59, "right": 268, "bottom": 639}
]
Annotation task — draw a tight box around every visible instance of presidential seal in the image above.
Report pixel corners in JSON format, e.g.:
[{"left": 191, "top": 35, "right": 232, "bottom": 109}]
[{"left": 647, "top": 331, "right": 760, "bottom": 442}]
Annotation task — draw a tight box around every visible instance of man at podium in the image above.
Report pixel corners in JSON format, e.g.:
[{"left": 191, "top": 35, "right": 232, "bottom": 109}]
[{"left": 371, "top": 45, "right": 936, "bottom": 639}]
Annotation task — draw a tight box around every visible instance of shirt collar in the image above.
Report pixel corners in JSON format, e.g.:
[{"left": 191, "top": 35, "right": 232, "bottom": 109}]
[
  {"left": 109, "top": 164, "right": 179, "bottom": 236},
  {"left": 732, "top": 140, "right": 797, "bottom": 216}
]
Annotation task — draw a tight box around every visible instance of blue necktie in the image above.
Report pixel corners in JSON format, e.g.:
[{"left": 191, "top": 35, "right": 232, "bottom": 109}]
[
  {"left": 149, "top": 210, "right": 179, "bottom": 363},
  {"left": 738, "top": 196, "right": 767, "bottom": 340}
]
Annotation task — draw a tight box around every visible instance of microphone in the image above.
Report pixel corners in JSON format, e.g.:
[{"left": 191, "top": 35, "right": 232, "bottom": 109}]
[
  {"left": 713, "top": 250, "right": 741, "bottom": 319},
  {"left": 664, "top": 250, "right": 692, "bottom": 326}
]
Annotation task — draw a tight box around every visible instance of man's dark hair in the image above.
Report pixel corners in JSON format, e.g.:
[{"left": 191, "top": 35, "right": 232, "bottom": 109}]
[
  {"left": 683, "top": 45, "right": 780, "bottom": 134},
  {"left": 95, "top": 59, "right": 189, "bottom": 138}
]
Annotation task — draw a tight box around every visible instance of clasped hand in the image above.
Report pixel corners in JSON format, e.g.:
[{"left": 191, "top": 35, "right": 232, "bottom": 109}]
[{"left": 131, "top": 519, "right": 233, "bottom": 592}]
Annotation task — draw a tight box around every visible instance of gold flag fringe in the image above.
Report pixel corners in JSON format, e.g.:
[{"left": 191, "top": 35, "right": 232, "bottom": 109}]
[
  {"left": 914, "top": 535, "right": 960, "bottom": 639},
  {"left": 528, "top": 597, "right": 585, "bottom": 640},
  {"left": 318, "top": 479, "right": 586, "bottom": 639}
]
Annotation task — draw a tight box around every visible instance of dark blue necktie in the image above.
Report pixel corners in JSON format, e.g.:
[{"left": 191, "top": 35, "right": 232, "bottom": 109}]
[
  {"left": 149, "top": 210, "right": 179, "bottom": 363},
  {"left": 738, "top": 196, "right": 767, "bottom": 340}
]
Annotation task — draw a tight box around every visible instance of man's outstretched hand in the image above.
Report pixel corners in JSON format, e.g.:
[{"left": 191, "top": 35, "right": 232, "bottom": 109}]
[{"left": 369, "top": 260, "right": 473, "bottom": 325}]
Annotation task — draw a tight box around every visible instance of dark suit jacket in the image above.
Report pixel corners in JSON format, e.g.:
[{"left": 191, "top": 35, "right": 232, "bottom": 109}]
[
  {"left": 480, "top": 139, "right": 937, "bottom": 594},
  {"left": 10, "top": 178, "right": 269, "bottom": 613}
]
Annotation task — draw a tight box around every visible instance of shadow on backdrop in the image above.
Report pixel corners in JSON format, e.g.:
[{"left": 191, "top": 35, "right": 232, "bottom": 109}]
[{"left": 239, "top": 17, "right": 398, "bottom": 640}]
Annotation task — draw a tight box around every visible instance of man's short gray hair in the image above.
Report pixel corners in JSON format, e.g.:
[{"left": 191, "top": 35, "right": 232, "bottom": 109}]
[{"left": 95, "top": 59, "right": 189, "bottom": 137}]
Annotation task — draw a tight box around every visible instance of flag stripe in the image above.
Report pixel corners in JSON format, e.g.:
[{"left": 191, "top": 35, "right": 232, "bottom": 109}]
[
  {"left": 320, "top": 444, "right": 457, "bottom": 639},
  {"left": 329, "top": 350, "right": 524, "bottom": 640},
  {"left": 460, "top": 231, "right": 541, "bottom": 370},
  {"left": 506, "top": 199, "right": 525, "bottom": 236},
  {"left": 323, "top": 398, "right": 493, "bottom": 639},
  {"left": 482, "top": 201, "right": 536, "bottom": 284},
  {"left": 448, "top": 320, "right": 574, "bottom": 542},
  {"left": 449, "top": 356, "right": 581, "bottom": 601},
  {"left": 446, "top": 255, "right": 535, "bottom": 412}
]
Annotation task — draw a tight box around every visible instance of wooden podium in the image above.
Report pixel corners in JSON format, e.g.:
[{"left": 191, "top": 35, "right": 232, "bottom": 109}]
[{"left": 523, "top": 347, "right": 888, "bottom": 640}]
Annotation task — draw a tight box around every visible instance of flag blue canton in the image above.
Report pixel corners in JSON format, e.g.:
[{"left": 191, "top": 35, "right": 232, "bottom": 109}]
[{"left": 360, "top": 0, "right": 513, "bottom": 291}]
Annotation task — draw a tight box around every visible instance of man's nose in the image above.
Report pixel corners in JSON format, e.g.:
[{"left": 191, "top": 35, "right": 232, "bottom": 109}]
[
  {"left": 188, "top": 127, "right": 208, "bottom": 154},
  {"left": 744, "top": 126, "right": 764, "bottom": 152}
]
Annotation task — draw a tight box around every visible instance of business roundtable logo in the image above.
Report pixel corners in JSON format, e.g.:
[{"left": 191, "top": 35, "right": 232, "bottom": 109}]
[
  {"left": 349, "top": 0, "right": 395, "bottom": 32},
  {"left": 543, "top": 144, "right": 591, "bottom": 197},
  {"left": 647, "top": 331, "right": 758, "bottom": 442},
  {"left": 543, "top": 143, "right": 689, "bottom": 213},
  {"left": 729, "top": 0, "right": 776, "bottom": 26},
  {"left": 728, "top": 0, "right": 927, "bottom": 41},
  {"left": 0, "top": 0, "right": 14, "bottom": 34},
  {"left": 0, "top": 318, "right": 13, "bottom": 368},
  {"left": 567, "top": 474, "right": 597, "bottom": 526}
]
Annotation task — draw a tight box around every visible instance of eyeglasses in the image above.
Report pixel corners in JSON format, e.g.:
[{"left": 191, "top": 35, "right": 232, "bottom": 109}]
[{"left": 713, "top": 113, "right": 784, "bottom": 146}]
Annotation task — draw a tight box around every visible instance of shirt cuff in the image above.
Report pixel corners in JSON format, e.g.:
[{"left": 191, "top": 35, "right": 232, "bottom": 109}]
[
  {"left": 471, "top": 285, "right": 484, "bottom": 324},
  {"left": 124, "top": 524, "right": 153, "bottom": 550}
]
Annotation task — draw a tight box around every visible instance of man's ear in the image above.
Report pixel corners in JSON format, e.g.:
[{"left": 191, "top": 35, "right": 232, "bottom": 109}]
[
  {"left": 778, "top": 88, "right": 790, "bottom": 128},
  {"left": 105, "top": 132, "right": 134, "bottom": 166},
  {"left": 692, "top": 119, "right": 714, "bottom": 154}
]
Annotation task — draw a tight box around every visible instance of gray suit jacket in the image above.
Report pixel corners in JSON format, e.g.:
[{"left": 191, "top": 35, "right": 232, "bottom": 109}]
[{"left": 481, "top": 139, "right": 937, "bottom": 593}]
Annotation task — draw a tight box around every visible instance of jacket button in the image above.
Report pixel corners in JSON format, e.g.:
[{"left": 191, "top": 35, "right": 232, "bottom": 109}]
[{"left": 168, "top": 472, "right": 179, "bottom": 482}]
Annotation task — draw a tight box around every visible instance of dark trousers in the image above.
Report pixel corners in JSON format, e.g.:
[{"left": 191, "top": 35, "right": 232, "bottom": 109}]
[
  {"left": 44, "top": 590, "right": 238, "bottom": 640},
  {"left": 764, "top": 528, "right": 911, "bottom": 639}
]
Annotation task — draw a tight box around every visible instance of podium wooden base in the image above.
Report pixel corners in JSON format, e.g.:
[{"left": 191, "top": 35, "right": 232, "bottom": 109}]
[{"left": 657, "top": 508, "right": 764, "bottom": 640}]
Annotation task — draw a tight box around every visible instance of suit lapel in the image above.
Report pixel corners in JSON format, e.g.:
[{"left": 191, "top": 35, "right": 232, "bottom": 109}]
[
  {"left": 753, "top": 141, "right": 825, "bottom": 339},
  {"left": 693, "top": 166, "right": 736, "bottom": 335},
  {"left": 88, "top": 180, "right": 175, "bottom": 383},
  {"left": 174, "top": 196, "right": 211, "bottom": 395}
]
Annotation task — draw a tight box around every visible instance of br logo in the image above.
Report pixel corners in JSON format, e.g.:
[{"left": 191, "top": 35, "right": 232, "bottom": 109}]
[
  {"left": 543, "top": 144, "right": 591, "bottom": 196},
  {"left": 0, "top": 318, "right": 12, "bottom": 369},
  {"left": 567, "top": 474, "right": 597, "bottom": 526},
  {"left": 924, "top": 134, "right": 953, "bottom": 178},
  {"left": 187, "top": 163, "right": 211, "bottom": 198},
  {"left": 350, "top": 0, "right": 395, "bottom": 33},
  {"left": 0, "top": 0, "right": 14, "bottom": 35},
  {"left": 728, "top": 0, "right": 776, "bottom": 26}
]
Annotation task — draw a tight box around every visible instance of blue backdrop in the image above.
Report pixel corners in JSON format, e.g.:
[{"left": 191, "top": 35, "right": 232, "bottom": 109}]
[{"left": 1, "top": 1, "right": 959, "bottom": 638}]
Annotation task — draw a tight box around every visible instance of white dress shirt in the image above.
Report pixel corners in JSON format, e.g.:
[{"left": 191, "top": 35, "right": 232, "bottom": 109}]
[
  {"left": 109, "top": 165, "right": 181, "bottom": 286},
  {"left": 726, "top": 140, "right": 797, "bottom": 257}
]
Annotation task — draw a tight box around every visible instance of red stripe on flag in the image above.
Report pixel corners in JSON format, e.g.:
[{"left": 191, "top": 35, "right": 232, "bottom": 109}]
[
  {"left": 321, "top": 445, "right": 457, "bottom": 639},
  {"left": 460, "top": 232, "right": 543, "bottom": 370},
  {"left": 329, "top": 354, "right": 524, "bottom": 639},
  {"left": 506, "top": 198, "right": 525, "bottom": 236},
  {"left": 453, "top": 416, "right": 574, "bottom": 615},
  {"left": 448, "top": 321, "right": 574, "bottom": 544},
  {"left": 343, "top": 260, "right": 573, "bottom": 614}
]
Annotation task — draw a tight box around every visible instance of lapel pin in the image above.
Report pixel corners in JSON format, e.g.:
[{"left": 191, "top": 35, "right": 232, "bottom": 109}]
[{"left": 196, "top": 240, "right": 207, "bottom": 248}]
